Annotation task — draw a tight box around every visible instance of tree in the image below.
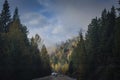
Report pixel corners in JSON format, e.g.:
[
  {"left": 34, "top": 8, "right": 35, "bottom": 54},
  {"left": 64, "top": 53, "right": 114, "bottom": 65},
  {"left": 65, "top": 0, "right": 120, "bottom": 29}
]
[
  {"left": 69, "top": 31, "right": 86, "bottom": 80},
  {"left": 0, "top": 1, "right": 52, "bottom": 79},
  {"left": 84, "top": 7, "right": 118, "bottom": 80},
  {"left": 117, "top": 0, "right": 120, "bottom": 15},
  {"left": 13, "top": 7, "right": 20, "bottom": 22},
  {"left": 113, "top": 4, "right": 120, "bottom": 79},
  {"left": 41, "top": 45, "right": 51, "bottom": 76},
  {"left": 86, "top": 17, "right": 100, "bottom": 65},
  {"left": 34, "top": 34, "right": 43, "bottom": 50},
  {"left": 0, "top": 0, "right": 11, "bottom": 32},
  {"left": 114, "top": 11, "right": 120, "bottom": 65}
]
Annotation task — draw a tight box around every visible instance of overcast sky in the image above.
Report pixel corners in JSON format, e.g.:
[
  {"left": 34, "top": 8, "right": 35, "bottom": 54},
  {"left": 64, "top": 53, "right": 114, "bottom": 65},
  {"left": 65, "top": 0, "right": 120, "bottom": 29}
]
[{"left": 0, "top": 0, "right": 117, "bottom": 47}]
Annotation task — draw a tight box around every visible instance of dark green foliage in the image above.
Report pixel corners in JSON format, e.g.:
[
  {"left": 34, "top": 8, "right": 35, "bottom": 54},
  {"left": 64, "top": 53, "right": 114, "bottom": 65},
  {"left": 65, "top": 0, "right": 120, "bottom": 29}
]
[
  {"left": 0, "top": 1, "right": 51, "bottom": 80},
  {"left": 69, "top": 31, "right": 87, "bottom": 80},
  {"left": 68, "top": 4, "right": 120, "bottom": 80},
  {"left": 13, "top": 7, "right": 20, "bottom": 22},
  {"left": 41, "top": 45, "right": 51, "bottom": 76},
  {"left": 117, "top": 0, "right": 120, "bottom": 15},
  {"left": 84, "top": 6, "right": 118, "bottom": 80},
  {"left": 0, "top": 0, "right": 11, "bottom": 32},
  {"left": 114, "top": 17, "right": 120, "bottom": 64}
]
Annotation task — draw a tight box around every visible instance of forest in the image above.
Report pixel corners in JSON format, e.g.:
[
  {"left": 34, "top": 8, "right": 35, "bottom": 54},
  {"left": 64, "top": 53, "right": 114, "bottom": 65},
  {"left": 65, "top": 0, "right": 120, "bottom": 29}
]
[
  {"left": 50, "top": 1, "right": 120, "bottom": 80},
  {"left": 0, "top": 0, "right": 51, "bottom": 80},
  {"left": 0, "top": 0, "right": 120, "bottom": 80}
]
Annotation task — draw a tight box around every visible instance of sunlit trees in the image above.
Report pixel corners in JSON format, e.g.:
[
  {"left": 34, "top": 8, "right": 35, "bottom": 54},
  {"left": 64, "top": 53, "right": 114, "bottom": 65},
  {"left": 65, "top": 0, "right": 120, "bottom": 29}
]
[
  {"left": 50, "top": 37, "right": 78, "bottom": 74},
  {"left": 61, "top": 63, "right": 69, "bottom": 74}
]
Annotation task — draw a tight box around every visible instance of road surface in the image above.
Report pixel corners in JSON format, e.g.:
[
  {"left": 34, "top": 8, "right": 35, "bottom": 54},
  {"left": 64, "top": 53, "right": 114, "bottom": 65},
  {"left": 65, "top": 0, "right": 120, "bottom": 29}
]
[{"left": 32, "top": 75, "right": 76, "bottom": 80}]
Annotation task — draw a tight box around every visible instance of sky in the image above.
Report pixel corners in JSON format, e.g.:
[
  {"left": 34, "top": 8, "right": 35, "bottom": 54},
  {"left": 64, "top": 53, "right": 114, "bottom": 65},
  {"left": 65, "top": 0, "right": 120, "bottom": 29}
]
[{"left": 0, "top": 0, "right": 117, "bottom": 47}]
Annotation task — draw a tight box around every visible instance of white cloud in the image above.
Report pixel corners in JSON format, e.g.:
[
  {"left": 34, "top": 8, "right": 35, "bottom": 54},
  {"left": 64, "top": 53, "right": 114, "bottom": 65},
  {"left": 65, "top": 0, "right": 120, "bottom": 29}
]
[
  {"left": 21, "top": 0, "right": 116, "bottom": 47},
  {"left": 21, "top": 12, "right": 49, "bottom": 28},
  {"left": 38, "top": 0, "right": 52, "bottom": 7},
  {"left": 52, "top": 24, "right": 64, "bottom": 34}
]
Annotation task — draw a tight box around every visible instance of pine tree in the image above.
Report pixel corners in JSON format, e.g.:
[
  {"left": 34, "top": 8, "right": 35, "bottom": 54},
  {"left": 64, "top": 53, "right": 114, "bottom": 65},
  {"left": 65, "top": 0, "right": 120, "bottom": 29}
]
[
  {"left": 78, "top": 31, "right": 86, "bottom": 80},
  {"left": 41, "top": 45, "right": 51, "bottom": 76},
  {"left": 86, "top": 17, "right": 100, "bottom": 62},
  {"left": 114, "top": 1, "right": 120, "bottom": 65},
  {"left": 0, "top": 0, "right": 52, "bottom": 79},
  {"left": 117, "top": 0, "right": 120, "bottom": 15},
  {"left": 41, "top": 45, "right": 51, "bottom": 74},
  {"left": 85, "top": 7, "right": 117, "bottom": 80},
  {"left": 69, "top": 31, "right": 87, "bottom": 79},
  {"left": 114, "top": 2, "right": 120, "bottom": 78},
  {"left": 13, "top": 7, "right": 20, "bottom": 22},
  {"left": 0, "top": 0, "right": 11, "bottom": 32}
]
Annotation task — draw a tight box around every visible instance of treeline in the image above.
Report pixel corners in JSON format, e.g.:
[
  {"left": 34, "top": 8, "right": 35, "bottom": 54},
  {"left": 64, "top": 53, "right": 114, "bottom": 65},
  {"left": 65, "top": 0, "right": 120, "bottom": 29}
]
[
  {"left": 0, "top": 0, "right": 51, "bottom": 80},
  {"left": 68, "top": 2, "right": 120, "bottom": 80}
]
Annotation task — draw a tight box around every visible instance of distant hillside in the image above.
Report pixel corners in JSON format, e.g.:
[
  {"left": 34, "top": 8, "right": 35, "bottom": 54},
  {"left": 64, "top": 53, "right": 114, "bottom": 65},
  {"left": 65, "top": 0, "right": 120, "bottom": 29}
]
[{"left": 50, "top": 36, "right": 79, "bottom": 74}]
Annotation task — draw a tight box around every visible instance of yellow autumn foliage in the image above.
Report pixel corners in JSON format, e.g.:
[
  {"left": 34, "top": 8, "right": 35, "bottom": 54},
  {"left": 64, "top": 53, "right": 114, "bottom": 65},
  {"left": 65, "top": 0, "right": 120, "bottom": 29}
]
[{"left": 61, "top": 63, "right": 69, "bottom": 74}]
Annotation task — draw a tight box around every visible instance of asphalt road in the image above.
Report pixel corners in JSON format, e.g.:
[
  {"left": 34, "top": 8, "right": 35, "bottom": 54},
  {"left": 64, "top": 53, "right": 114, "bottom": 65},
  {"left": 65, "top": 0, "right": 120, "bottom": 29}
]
[{"left": 32, "top": 75, "right": 76, "bottom": 80}]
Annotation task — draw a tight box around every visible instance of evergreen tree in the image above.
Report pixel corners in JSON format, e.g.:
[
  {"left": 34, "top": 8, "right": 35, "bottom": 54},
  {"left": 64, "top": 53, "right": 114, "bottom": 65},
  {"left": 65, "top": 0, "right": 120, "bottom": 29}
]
[
  {"left": 69, "top": 31, "right": 86, "bottom": 80},
  {"left": 41, "top": 45, "right": 51, "bottom": 76},
  {"left": 84, "top": 7, "right": 117, "bottom": 80},
  {"left": 114, "top": 14, "right": 120, "bottom": 65},
  {"left": 86, "top": 17, "right": 100, "bottom": 64},
  {"left": 0, "top": 1, "right": 51, "bottom": 79},
  {"left": 113, "top": 3, "right": 120, "bottom": 79},
  {"left": 0, "top": 0, "right": 11, "bottom": 32},
  {"left": 77, "top": 32, "right": 86, "bottom": 80},
  {"left": 117, "top": 0, "right": 120, "bottom": 15},
  {"left": 13, "top": 7, "right": 20, "bottom": 22}
]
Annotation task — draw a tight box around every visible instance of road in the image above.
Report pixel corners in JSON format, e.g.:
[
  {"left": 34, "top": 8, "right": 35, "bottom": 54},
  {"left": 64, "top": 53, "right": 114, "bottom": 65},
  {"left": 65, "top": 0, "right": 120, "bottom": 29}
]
[{"left": 32, "top": 75, "right": 76, "bottom": 80}]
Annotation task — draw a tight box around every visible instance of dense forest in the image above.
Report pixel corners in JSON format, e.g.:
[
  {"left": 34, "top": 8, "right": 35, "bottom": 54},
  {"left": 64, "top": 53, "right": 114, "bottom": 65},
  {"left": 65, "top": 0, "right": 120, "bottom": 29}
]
[
  {"left": 51, "top": 1, "right": 120, "bottom": 80},
  {"left": 0, "top": 0, "right": 120, "bottom": 80},
  {"left": 0, "top": 0, "right": 51, "bottom": 80}
]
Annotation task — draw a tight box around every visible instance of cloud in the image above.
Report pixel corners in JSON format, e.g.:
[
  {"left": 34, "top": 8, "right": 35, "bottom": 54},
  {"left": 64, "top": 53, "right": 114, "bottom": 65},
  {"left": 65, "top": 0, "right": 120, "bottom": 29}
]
[
  {"left": 21, "top": 12, "right": 49, "bottom": 28},
  {"left": 22, "top": 0, "right": 116, "bottom": 47},
  {"left": 0, "top": 0, "right": 116, "bottom": 47}
]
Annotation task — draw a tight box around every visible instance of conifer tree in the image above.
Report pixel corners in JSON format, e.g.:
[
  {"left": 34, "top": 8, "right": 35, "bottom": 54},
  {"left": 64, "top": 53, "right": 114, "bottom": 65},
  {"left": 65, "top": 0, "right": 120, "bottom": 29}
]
[
  {"left": 13, "top": 7, "right": 20, "bottom": 22},
  {"left": 41, "top": 45, "right": 51, "bottom": 75},
  {"left": 69, "top": 31, "right": 86, "bottom": 79},
  {"left": 0, "top": 0, "right": 11, "bottom": 32}
]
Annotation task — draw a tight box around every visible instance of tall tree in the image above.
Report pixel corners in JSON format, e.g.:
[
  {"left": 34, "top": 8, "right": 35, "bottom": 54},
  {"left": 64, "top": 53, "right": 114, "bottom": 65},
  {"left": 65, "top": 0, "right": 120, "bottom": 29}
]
[
  {"left": 0, "top": 1, "right": 52, "bottom": 79},
  {"left": 41, "top": 45, "right": 51, "bottom": 76},
  {"left": 86, "top": 17, "right": 100, "bottom": 63},
  {"left": 84, "top": 7, "right": 117, "bottom": 80},
  {"left": 77, "top": 31, "right": 87, "bottom": 80},
  {"left": 69, "top": 31, "right": 86, "bottom": 80},
  {"left": 114, "top": 1, "right": 120, "bottom": 64},
  {"left": 13, "top": 7, "right": 20, "bottom": 22},
  {"left": 113, "top": 2, "right": 120, "bottom": 78},
  {"left": 117, "top": 0, "right": 120, "bottom": 15},
  {"left": 0, "top": 0, "right": 11, "bottom": 32}
]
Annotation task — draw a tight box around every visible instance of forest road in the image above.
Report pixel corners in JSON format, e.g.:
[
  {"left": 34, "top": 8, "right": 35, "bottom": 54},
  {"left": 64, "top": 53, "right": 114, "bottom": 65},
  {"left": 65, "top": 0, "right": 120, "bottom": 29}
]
[{"left": 32, "top": 75, "right": 76, "bottom": 80}]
